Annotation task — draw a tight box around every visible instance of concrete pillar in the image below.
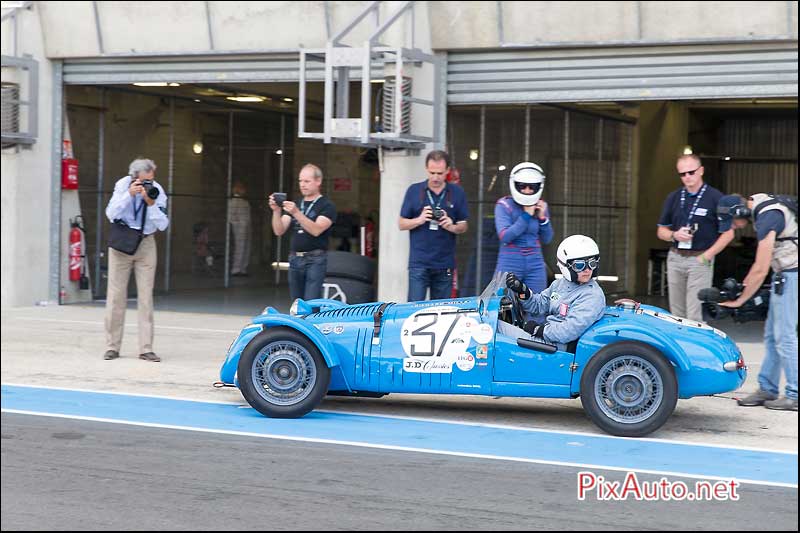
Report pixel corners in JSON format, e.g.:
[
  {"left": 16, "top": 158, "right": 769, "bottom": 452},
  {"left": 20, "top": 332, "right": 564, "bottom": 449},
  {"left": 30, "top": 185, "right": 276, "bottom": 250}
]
[{"left": 377, "top": 150, "right": 426, "bottom": 302}]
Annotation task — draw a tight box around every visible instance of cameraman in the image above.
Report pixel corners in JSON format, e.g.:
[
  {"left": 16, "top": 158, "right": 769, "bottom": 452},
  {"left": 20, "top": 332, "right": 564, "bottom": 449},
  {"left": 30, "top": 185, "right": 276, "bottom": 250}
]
[
  {"left": 103, "top": 158, "right": 169, "bottom": 362},
  {"left": 399, "top": 150, "right": 468, "bottom": 301},
  {"left": 656, "top": 154, "right": 732, "bottom": 322},
  {"left": 717, "top": 194, "right": 797, "bottom": 411}
]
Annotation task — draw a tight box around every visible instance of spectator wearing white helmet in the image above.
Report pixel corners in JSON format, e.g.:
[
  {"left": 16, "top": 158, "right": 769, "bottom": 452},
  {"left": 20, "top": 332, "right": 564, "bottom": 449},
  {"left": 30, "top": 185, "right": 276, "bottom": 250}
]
[
  {"left": 494, "top": 162, "right": 554, "bottom": 294},
  {"left": 505, "top": 235, "right": 606, "bottom": 345}
]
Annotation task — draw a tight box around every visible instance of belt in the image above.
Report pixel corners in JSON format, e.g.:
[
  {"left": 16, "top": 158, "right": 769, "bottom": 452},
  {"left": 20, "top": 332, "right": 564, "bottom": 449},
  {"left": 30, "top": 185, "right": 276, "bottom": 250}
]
[
  {"left": 780, "top": 267, "right": 798, "bottom": 273},
  {"left": 670, "top": 248, "right": 704, "bottom": 257},
  {"left": 291, "top": 249, "right": 326, "bottom": 257}
]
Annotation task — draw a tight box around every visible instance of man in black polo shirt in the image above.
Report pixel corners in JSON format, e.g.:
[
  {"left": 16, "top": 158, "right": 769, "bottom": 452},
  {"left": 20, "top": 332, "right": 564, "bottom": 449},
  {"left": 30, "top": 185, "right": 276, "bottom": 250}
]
[
  {"left": 269, "top": 163, "right": 337, "bottom": 301},
  {"left": 656, "top": 154, "right": 733, "bottom": 322}
]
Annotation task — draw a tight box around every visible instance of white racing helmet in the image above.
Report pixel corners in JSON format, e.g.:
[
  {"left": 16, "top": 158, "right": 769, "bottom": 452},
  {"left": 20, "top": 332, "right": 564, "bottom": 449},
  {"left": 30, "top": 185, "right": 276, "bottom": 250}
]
[
  {"left": 509, "top": 162, "right": 545, "bottom": 206},
  {"left": 557, "top": 235, "right": 600, "bottom": 282}
]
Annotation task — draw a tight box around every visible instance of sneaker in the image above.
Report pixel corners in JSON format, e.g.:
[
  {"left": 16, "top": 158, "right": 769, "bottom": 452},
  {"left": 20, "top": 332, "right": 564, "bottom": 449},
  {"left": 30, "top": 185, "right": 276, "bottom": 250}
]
[
  {"left": 139, "top": 352, "right": 161, "bottom": 362},
  {"left": 764, "top": 397, "right": 798, "bottom": 411},
  {"left": 103, "top": 350, "right": 119, "bottom": 360},
  {"left": 737, "top": 389, "right": 778, "bottom": 407}
]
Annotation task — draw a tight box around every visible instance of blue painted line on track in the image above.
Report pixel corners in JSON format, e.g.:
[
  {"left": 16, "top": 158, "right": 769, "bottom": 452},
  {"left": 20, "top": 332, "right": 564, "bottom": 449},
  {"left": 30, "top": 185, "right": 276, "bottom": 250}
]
[{"left": 2, "top": 384, "right": 796, "bottom": 486}]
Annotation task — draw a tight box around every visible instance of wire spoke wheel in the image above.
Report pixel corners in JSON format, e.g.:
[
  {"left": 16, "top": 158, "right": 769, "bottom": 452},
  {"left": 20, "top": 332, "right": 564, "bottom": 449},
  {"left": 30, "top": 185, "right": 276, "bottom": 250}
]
[
  {"left": 595, "top": 355, "right": 663, "bottom": 424},
  {"left": 252, "top": 341, "right": 317, "bottom": 406}
]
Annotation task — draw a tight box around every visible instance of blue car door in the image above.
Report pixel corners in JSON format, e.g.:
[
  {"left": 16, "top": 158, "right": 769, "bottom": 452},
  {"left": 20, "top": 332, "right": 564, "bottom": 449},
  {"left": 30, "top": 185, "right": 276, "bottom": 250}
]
[{"left": 492, "top": 327, "right": 575, "bottom": 385}]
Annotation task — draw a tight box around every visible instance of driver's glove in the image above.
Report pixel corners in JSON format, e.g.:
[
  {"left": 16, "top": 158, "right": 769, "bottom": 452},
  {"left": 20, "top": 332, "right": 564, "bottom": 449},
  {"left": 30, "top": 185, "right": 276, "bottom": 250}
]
[
  {"left": 523, "top": 321, "right": 545, "bottom": 338},
  {"left": 506, "top": 272, "right": 531, "bottom": 300}
]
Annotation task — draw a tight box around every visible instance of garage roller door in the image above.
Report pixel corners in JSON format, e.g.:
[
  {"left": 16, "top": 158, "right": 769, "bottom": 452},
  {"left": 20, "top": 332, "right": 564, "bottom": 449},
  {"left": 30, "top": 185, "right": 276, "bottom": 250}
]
[{"left": 448, "top": 42, "right": 798, "bottom": 104}]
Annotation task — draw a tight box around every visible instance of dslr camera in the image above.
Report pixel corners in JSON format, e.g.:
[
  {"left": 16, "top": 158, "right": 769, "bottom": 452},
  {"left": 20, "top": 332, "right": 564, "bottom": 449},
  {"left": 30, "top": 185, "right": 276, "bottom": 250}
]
[
  {"left": 272, "top": 192, "right": 287, "bottom": 208},
  {"left": 432, "top": 207, "right": 446, "bottom": 220},
  {"left": 698, "top": 277, "right": 770, "bottom": 323},
  {"left": 140, "top": 179, "right": 160, "bottom": 200}
]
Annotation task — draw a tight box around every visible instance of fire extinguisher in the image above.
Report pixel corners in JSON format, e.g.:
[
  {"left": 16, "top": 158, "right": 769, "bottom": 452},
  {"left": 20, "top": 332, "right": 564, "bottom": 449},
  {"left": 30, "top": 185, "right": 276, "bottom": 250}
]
[
  {"left": 445, "top": 167, "right": 461, "bottom": 186},
  {"left": 365, "top": 216, "right": 376, "bottom": 258},
  {"left": 69, "top": 216, "right": 88, "bottom": 289}
]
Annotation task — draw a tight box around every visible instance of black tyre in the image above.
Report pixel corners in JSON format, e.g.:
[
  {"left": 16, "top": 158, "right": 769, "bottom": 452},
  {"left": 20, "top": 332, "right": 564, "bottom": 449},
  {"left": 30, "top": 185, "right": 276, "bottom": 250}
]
[
  {"left": 325, "top": 251, "right": 376, "bottom": 283},
  {"left": 237, "top": 327, "right": 330, "bottom": 418},
  {"left": 324, "top": 276, "right": 376, "bottom": 304},
  {"left": 580, "top": 341, "right": 678, "bottom": 437}
]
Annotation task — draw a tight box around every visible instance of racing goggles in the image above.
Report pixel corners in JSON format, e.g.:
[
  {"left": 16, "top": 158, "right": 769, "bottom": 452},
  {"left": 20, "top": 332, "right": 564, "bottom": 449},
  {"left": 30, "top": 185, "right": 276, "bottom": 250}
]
[
  {"left": 513, "top": 181, "right": 542, "bottom": 195},
  {"left": 567, "top": 256, "right": 600, "bottom": 272}
]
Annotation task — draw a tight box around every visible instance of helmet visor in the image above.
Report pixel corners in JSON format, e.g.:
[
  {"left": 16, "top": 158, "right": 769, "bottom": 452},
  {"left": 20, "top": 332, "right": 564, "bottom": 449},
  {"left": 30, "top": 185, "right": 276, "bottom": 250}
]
[
  {"left": 568, "top": 257, "right": 600, "bottom": 272},
  {"left": 513, "top": 181, "right": 542, "bottom": 196}
]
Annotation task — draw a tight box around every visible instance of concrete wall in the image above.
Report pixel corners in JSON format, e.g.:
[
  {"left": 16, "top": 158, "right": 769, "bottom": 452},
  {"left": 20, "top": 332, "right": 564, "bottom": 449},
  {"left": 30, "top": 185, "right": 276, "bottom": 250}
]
[
  {"left": 1, "top": 5, "right": 56, "bottom": 308},
  {"left": 35, "top": 2, "right": 797, "bottom": 57},
  {"left": 635, "top": 101, "right": 690, "bottom": 293}
]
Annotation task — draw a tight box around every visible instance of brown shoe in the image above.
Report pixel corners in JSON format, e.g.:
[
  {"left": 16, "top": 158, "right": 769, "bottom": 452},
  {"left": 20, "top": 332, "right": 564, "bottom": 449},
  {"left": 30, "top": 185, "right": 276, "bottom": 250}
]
[
  {"left": 139, "top": 352, "right": 161, "bottom": 362},
  {"left": 104, "top": 350, "right": 119, "bottom": 360}
]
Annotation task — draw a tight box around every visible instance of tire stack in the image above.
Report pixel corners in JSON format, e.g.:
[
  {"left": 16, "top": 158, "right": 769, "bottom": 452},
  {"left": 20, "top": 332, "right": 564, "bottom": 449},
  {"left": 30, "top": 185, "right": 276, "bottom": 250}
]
[{"left": 324, "top": 251, "right": 376, "bottom": 304}]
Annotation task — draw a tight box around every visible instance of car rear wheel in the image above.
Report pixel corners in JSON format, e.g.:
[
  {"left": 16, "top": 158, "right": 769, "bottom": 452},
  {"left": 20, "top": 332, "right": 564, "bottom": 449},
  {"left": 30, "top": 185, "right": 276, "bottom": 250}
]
[
  {"left": 580, "top": 341, "right": 677, "bottom": 437},
  {"left": 238, "top": 327, "right": 330, "bottom": 418}
]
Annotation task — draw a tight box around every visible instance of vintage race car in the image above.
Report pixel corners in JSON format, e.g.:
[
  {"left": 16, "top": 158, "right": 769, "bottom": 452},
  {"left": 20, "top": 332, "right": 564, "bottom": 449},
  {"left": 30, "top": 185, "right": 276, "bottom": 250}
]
[{"left": 218, "top": 272, "right": 747, "bottom": 437}]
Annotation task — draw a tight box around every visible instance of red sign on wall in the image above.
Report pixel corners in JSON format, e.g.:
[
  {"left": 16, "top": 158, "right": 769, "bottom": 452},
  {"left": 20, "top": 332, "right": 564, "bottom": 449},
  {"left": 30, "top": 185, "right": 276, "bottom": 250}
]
[{"left": 333, "top": 178, "right": 352, "bottom": 192}]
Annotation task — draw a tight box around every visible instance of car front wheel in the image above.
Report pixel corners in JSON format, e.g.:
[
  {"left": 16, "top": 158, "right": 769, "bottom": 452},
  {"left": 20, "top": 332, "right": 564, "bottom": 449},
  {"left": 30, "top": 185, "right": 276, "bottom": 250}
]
[
  {"left": 580, "top": 341, "right": 677, "bottom": 437},
  {"left": 238, "top": 327, "right": 330, "bottom": 418}
]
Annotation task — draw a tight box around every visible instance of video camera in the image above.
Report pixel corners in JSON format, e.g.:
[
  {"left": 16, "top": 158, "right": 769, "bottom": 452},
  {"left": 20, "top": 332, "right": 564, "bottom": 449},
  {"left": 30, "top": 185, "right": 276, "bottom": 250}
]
[{"left": 698, "top": 278, "right": 770, "bottom": 323}]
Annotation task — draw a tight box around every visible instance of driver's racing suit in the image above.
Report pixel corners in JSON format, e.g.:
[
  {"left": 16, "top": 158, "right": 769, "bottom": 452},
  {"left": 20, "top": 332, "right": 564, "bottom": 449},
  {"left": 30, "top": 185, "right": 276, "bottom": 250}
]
[{"left": 519, "top": 278, "right": 606, "bottom": 345}]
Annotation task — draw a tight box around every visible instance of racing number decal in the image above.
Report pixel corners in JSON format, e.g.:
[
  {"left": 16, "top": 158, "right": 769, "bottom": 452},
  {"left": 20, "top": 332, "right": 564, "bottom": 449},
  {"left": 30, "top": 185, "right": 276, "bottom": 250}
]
[
  {"left": 400, "top": 307, "right": 482, "bottom": 373},
  {"left": 407, "top": 312, "right": 462, "bottom": 357}
]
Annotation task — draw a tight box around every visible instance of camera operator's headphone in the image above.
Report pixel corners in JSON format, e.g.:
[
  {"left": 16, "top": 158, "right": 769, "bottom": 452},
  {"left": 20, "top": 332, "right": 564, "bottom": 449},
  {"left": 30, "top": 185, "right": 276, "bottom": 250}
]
[{"left": 718, "top": 203, "right": 751, "bottom": 219}]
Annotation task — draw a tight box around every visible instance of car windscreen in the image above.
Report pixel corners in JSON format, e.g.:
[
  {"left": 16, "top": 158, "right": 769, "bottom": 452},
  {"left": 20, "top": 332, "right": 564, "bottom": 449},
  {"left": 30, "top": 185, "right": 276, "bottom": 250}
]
[{"left": 478, "top": 271, "right": 506, "bottom": 321}]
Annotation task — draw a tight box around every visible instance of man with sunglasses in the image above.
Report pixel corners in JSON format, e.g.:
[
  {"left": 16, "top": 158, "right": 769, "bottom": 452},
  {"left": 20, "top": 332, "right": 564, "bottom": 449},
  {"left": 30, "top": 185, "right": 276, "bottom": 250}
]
[
  {"left": 656, "top": 154, "right": 732, "bottom": 322},
  {"left": 505, "top": 235, "right": 606, "bottom": 346},
  {"left": 494, "top": 162, "right": 554, "bottom": 294}
]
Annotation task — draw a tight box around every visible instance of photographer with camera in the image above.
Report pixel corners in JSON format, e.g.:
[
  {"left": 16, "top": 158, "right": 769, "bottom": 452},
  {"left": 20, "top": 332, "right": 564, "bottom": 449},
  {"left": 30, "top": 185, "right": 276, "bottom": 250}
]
[
  {"left": 103, "top": 158, "right": 169, "bottom": 362},
  {"left": 399, "top": 150, "right": 468, "bottom": 301},
  {"left": 494, "top": 162, "right": 554, "bottom": 294},
  {"left": 716, "top": 193, "right": 798, "bottom": 411},
  {"left": 656, "top": 154, "right": 732, "bottom": 322},
  {"left": 269, "top": 163, "right": 336, "bottom": 302}
]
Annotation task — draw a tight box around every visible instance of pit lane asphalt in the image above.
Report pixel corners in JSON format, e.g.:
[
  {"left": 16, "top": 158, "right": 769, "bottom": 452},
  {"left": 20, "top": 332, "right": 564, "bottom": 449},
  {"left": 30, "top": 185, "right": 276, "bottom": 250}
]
[
  {"left": 1, "top": 304, "right": 797, "bottom": 529},
  {"left": 2, "top": 413, "right": 797, "bottom": 531}
]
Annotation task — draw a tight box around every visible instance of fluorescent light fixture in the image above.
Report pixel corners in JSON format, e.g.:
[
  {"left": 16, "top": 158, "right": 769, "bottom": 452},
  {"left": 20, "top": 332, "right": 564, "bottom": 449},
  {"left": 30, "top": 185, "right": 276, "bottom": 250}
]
[
  {"left": 226, "top": 95, "right": 266, "bottom": 103},
  {"left": 469, "top": 149, "right": 479, "bottom": 161},
  {"left": 192, "top": 141, "right": 203, "bottom": 155},
  {"left": 282, "top": 97, "right": 293, "bottom": 102},
  {"left": 683, "top": 145, "right": 693, "bottom": 155},
  {"left": 724, "top": 156, "right": 731, "bottom": 161},
  {"left": 498, "top": 164, "right": 507, "bottom": 171},
  {"left": 194, "top": 99, "right": 201, "bottom": 103},
  {"left": 371, "top": 79, "right": 385, "bottom": 83},
  {"left": 275, "top": 149, "right": 283, "bottom": 155},
  {"left": 132, "top": 82, "right": 180, "bottom": 87}
]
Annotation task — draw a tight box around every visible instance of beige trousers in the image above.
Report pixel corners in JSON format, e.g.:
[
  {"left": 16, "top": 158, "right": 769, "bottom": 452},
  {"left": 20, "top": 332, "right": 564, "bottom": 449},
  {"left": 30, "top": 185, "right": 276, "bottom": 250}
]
[
  {"left": 105, "top": 234, "right": 157, "bottom": 353},
  {"left": 666, "top": 248, "right": 714, "bottom": 322}
]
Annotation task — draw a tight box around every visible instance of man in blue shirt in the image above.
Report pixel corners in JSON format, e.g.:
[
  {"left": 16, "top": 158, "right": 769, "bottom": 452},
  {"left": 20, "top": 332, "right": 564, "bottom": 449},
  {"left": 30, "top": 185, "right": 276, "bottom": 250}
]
[
  {"left": 103, "top": 158, "right": 169, "bottom": 362},
  {"left": 656, "top": 154, "right": 733, "bottom": 322},
  {"left": 399, "top": 150, "right": 469, "bottom": 301},
  {"left": 717, "top": 194, "right": 798, "bottom": 411}
]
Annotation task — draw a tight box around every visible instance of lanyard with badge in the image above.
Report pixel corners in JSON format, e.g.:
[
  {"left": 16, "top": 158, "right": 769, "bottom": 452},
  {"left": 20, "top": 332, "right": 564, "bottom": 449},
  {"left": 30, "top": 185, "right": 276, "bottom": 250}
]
[
  {"left": 132, "top": 196, "right": 146, "bottom": 230},
  {"left": 677, "top": 183, "right": 707, "bottom": 249},
  {"left": 295, "top": 196, "right": 320, "bottom": 234},
  {"left": 426, "top": 188, "right": 445, "bottom": 231}
]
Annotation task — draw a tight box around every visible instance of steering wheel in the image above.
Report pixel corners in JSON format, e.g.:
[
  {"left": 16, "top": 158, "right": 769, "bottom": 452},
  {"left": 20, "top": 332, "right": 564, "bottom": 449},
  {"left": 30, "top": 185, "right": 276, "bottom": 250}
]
[{"left": 501, "top": 288, "right": 527, "bottom": 329}]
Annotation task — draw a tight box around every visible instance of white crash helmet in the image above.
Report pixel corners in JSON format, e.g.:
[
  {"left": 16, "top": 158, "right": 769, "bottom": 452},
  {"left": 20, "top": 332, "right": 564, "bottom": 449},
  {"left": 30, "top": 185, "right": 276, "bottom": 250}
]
[
  {"left": 509, "top": 162, "right": 545, "bottom": 206},
  {"left": 557, "top": 235, "right": 601, "bottom": 282}
]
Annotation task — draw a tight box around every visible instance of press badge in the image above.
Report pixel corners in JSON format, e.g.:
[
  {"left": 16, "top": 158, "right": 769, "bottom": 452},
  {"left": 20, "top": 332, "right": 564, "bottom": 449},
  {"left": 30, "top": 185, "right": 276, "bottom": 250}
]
[
  {"left": 678, "top": 239, "right": 692, "bottom": 249},
  {"left": 429, "top": 221, "right": 439, "bottom": 231}
]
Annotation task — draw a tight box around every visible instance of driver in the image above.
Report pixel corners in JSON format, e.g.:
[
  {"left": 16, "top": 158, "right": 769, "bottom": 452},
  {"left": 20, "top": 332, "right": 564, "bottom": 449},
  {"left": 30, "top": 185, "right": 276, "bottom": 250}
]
[{"left": 505, "top": 234, "right": 606, "bottom": 345}]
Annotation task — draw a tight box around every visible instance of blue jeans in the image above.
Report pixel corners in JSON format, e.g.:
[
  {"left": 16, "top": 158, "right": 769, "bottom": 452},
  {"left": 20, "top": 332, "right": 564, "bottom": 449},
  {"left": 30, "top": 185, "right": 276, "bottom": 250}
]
[
  {"left": 759, "top": 271, "right": 798, "bottom": 400},
  {"left": 408, "top": 267, "right": 453, "bottom": 302},
  {"left": 288, "top": 253, "right": 327, "bottom": 301}
]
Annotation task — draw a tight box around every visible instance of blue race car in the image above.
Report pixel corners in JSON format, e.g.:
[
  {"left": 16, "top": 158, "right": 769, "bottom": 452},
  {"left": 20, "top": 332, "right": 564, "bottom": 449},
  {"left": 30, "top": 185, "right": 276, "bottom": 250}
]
[{"left": 218, "top": 272, "right": 746, "bottom": 437}]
